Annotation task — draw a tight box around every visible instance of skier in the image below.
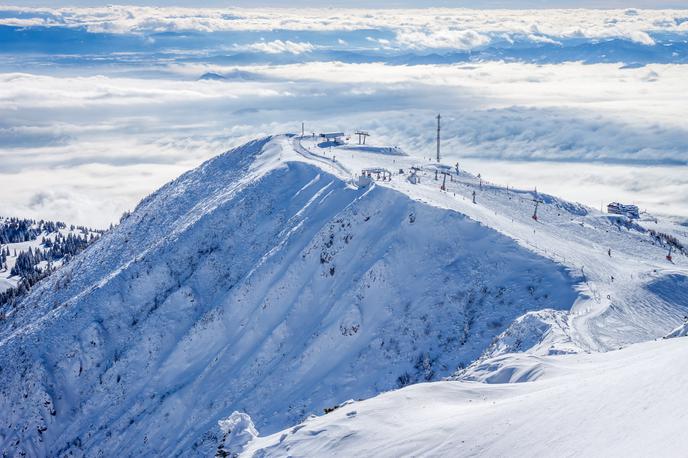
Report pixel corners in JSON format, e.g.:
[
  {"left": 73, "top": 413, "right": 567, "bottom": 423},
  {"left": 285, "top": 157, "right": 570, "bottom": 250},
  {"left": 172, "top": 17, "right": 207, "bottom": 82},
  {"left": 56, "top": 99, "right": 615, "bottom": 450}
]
[{"left": 608, "top": 248, "right": 612, "bottom": 257}]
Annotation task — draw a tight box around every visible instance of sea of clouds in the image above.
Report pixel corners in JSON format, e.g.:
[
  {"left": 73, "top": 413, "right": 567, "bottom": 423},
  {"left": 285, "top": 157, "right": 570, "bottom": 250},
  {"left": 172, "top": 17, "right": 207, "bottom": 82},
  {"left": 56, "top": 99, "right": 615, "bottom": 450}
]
[{"left": 1, "top": 6, "right": 687, "bottom": 226}]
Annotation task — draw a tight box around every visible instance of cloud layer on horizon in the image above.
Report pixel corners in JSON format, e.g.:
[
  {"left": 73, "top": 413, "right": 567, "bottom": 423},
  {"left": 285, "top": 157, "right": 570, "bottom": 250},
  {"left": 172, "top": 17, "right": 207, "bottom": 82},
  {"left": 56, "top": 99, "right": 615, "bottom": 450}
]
[
  {"left": 0, "top": 7, "right": 687, "bottom": 226},
  {"left": 1, "top": 60, "right": 687, "bottom": 226},
  {"left": 1, "top": 6, "right": 687, "bottom": 49}
]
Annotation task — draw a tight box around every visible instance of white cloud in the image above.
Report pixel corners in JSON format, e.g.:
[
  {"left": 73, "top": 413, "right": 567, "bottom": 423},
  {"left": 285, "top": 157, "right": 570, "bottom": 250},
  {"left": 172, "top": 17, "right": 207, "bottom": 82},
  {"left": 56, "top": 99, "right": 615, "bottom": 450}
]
[
  {"left": 0, "top": 6, "right": 686, "bottom": 47},
  {"left": 0, "top": 163, "right": 189, "bottom": 228},
  {"left": 0, "top": 7, "right": 686, "bottom": 225},
  {"left": 1, "top": 60, "right": 687, "bottom": 225},
  {"left": 239, "top": 40, "right": 315, "bottom": 54},
  {"left": 395, "top": 29, "right": 490, "bottom": 50},
  {"left": 624, "top": 30, "right": 656, "bottom": 45},
  {"left": 459, "top": 159, "right": 688, "bottom": 220},
  {"left": 526, "top": 34, "right": 562, "bottom": 45}
]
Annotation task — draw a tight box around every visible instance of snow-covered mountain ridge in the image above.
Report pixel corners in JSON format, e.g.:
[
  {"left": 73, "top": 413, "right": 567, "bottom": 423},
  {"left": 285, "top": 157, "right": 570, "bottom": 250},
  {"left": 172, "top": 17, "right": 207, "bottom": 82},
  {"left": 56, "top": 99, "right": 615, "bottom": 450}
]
[{"left": 1, "top": 135, "right": 686, "bottom": 456}]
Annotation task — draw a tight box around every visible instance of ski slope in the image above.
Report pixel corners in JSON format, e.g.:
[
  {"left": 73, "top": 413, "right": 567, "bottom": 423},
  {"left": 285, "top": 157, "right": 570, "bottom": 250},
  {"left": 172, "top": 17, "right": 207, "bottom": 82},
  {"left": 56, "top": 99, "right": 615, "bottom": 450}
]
[
  {"left": 0, "top": 135, "right": 686, "bottom": 456},
  {"left": 294, "top": 135, "right": 688, "bottom": 353},
  {"left": 243, "top": 337, "right": 688, "bottom": 458}
]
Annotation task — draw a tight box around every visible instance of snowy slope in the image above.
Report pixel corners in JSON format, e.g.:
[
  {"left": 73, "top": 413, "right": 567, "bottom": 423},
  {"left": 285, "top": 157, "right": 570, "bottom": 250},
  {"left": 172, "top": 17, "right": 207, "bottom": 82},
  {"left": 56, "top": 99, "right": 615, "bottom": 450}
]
[
  {"left": 295, "top": 135, "right": 688, "bottom": 352},
  {"left": 243, "top": 337, "right": 688, "bottom": 458},
  {"left": 1, "top": 134, "right": 686, "bottom": 456},
  {"left": 238, "top": 136, "right": 688, "bottom": 458},
  {"left": 0, "top": 218, "right": 100, "bottom": 294},
  {"left": 0, "top": 136, "right": 581, "bottom": 456},
  {"left": 665, "top": 321, "right": 688, "bottom": 338}
]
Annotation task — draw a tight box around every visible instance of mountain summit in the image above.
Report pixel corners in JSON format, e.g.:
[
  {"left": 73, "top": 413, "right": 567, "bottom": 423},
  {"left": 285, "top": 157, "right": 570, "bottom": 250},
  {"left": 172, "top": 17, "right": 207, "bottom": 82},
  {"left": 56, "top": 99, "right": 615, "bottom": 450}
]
[{"left": 1, "top": 135, "right": 685, "bottom": 456}]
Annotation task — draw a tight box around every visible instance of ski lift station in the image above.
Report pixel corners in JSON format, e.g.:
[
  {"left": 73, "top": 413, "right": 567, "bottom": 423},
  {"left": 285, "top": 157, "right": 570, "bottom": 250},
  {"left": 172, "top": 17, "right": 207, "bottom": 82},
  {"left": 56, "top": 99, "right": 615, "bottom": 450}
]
[
  {"left": 319, "top": 132, "right": 345, "bottom": 144},
  {"left": 608, "top": 202, "right": 640, "bottom": 219}
]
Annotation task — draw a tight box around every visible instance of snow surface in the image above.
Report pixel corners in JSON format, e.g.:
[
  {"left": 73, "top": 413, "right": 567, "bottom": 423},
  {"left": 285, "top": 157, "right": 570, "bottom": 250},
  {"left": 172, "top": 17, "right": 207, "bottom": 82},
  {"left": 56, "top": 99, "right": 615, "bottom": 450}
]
[
  {"left": 296, "top": 135, "right": 688, "bottom": 352},
  {"left": 0, "top": 219, "right": 99, "bottom": 294},
  {"left": 0, "top": 135, "right": 686, "bottom": 456},
  {"left": 665, "top": 321, "right": 688, "bottom": 338},
  {"left": 244, "top": 337, "right": 688, "bottom": 458}
]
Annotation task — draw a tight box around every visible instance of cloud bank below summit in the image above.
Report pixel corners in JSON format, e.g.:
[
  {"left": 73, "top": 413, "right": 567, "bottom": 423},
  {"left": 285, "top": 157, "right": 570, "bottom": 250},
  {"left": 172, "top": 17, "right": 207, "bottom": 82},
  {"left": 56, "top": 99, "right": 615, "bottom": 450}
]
[{"left": 0, "top": 6, "right": 687, "bottom": 226}]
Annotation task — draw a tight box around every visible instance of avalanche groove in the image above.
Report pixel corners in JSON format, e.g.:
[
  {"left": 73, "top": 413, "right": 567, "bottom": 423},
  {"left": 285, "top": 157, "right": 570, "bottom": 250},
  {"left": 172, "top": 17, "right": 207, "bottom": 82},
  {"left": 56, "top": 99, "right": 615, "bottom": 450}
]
[{"left": 0, "top": 136, "right": 579, "bottom": 456}]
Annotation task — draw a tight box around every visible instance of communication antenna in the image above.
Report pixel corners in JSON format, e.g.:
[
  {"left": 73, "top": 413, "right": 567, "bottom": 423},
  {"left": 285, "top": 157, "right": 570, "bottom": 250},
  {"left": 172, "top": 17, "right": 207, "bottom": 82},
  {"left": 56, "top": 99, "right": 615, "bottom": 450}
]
[
  {"left": 436, "top": 114, "right": 441, "bottom": 163},
  {"left": 301, "top": 122, "right": 305, "bottom": 137}
]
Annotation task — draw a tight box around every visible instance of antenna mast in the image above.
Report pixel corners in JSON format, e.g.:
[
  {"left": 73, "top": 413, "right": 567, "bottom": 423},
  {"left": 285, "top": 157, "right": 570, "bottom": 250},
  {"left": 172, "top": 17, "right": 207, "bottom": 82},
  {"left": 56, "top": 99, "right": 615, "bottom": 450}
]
[{"left": 436, "top": 114, "right": 441, "bottom": 163}]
